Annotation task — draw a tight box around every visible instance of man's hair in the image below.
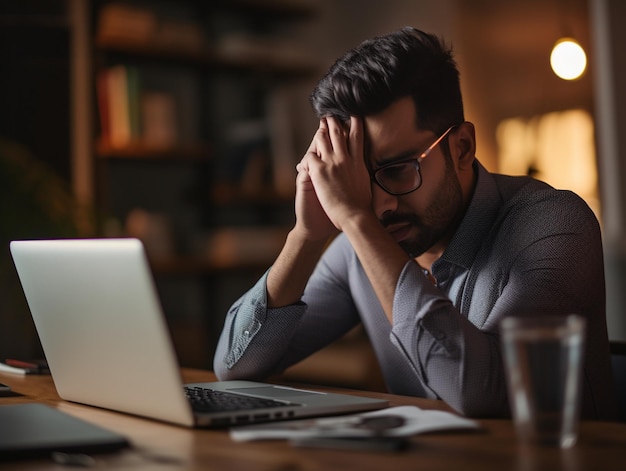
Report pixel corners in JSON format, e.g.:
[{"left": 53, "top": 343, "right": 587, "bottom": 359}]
[{"left": 310, "top": 27, "right": 464, "bottom": 135}]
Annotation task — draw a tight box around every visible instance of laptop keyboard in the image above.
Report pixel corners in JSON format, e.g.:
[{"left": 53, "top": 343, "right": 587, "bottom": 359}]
[{"left": 184, "top": 386, "right": 297, "bottom": 413}]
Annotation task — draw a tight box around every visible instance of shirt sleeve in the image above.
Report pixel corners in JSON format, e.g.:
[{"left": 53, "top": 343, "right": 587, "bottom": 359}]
[
  {"left": 212, "top": 270, "right": 305, "bottom": 380},
  {"left": 390, "top": 263, "right": 507, "bottom": 417},
  {"left": 213, "top": 238, "right": 361, "bottom": 381}
]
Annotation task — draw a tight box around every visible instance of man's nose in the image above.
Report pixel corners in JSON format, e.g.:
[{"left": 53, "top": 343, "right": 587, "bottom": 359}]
[{"left": 371, "top": 182, "right": 398, "bottom": 220}]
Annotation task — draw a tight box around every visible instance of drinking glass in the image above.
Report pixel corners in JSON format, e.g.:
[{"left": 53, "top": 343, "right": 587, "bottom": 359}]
[{"left": 500, "top": 314, "right": 586, "bottom": 448}]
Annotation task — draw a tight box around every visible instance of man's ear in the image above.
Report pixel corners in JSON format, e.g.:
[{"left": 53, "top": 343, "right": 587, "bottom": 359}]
[{"left": 453, "top": 122, "right": 476, "bottom": 170}]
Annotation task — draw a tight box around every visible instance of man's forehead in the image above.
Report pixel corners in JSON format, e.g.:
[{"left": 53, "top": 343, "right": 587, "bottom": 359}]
[{"left": 362, "top": 99, "right": 431, "bottom": 162}]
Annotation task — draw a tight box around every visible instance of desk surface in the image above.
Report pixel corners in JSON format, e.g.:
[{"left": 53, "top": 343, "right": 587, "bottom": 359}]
[{"left": 1, "top": 369, "right": 625, "bottom": 470}]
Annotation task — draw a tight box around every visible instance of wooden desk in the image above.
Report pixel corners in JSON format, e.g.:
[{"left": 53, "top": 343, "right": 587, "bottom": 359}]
[{"left": 1, "top": 369, "right": 625, "bottom": 470}]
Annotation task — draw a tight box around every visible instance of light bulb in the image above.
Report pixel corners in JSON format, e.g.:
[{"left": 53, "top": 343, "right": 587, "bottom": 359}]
[{"left": 550, "top": 38, "right": 587, "bottom": 80}]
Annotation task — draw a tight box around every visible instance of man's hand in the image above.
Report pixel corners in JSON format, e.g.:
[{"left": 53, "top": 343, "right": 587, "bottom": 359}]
[
  {"left": 294, "top": 123, "right": 339, "bottom": 242},
  {"left": 294, "top": 115, "right": 409, "bottom": 321},
  {"left": 298, "top": 116, "right": 373, "bottom": 232},
  {"left": 268, "top": 118, "right": 360, "bottom": 307}
]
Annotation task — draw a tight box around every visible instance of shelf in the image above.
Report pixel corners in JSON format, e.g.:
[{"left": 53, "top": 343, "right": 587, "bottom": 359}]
[
  {"left": 211, "top": 183, "right": 293, "bottom": 206},
  {"left": 95, "top": 36, "right": 319, "bottom": 78},
  {"left": 95, "top": 35, "right": 210, "bottom": 64},
  {"left": 225, "top": 0, "right": 319, "bottom": 19},
  {"left": 149, "top": 256, "right": 273, "bottom": 276},
  {"left": 84, "top": 0, "right": 318, "bottom": 371},
  {"left": 211, "top": 50, "right": 319, "bottom": 78},
  {"left": 96, "top": 141, "right": 211, "bottom": 162}
]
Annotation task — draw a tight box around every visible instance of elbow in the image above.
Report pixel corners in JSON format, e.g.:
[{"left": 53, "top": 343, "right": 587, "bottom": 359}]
[
  {"left": 212, "top": 357, "right": 230, "bottom": 381},
  {"left": 212, "top": 347, "right": 239, "bottom": 380},
  {"left": 214, "top": 367, "right": 238, "bottom": 381},
  {"left": 213, "top": 361, "right": 248, "bottom": 382},
  {"left": 212, "top": 353, "right": 272, "bottom": 382}
]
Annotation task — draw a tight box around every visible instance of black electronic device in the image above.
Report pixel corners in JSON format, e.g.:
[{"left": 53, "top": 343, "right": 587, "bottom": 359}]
[{"left": 0, "top": 403, "right": 129, "bottom": 460}]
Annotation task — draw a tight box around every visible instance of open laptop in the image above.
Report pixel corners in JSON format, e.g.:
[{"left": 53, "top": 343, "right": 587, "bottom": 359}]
[{"left": 9, "top": 238, "right": 387, "bottom": 428}]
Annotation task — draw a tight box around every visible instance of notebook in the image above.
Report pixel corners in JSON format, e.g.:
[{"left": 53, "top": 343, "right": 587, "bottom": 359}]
[
  {"left": 0, "top": 403, "right": 129, "bottom": 460},
  {"left": 9, "top": 238, "right": 387, "bottom": 428}
]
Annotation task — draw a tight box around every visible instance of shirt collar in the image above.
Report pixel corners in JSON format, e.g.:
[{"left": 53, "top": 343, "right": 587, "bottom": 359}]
[{"left": 436, "top": 160, "right": 502, "bottom": 270}]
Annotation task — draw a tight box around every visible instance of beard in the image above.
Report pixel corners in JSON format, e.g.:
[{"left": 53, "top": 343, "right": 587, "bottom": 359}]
[{"left": 381, "top": 158, "right": 465, "bottom": 258}]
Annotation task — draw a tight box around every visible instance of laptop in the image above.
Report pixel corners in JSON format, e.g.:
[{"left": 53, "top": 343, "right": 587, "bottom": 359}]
[{"left": 9, "top": 238, "right": 387, "bottom": 428}]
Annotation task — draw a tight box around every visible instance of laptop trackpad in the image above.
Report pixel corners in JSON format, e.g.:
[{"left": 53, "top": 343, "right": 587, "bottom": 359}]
[{"left": 228, "top": 386, "right": 323, "bottom": 398}]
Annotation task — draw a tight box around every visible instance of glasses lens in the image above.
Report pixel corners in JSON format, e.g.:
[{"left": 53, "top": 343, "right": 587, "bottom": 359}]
[{"left": 375, "top": 162, "right": 421, "bottom": 195}]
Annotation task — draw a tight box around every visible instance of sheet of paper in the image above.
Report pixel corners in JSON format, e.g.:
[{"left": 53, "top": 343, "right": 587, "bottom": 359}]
[
  {"left": 230, "top": 406, "right": 481, "bottom": 442},
  {"left": 0, "top": 362, "right": 27, "bottom": 375}
]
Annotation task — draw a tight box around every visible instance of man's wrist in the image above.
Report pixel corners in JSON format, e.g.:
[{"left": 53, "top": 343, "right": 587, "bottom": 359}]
[
  {"left": 288, "top": 226, "right": 335, "bottom": 248},
  {"left": 340, "top": 210, "right": 381, "bottom": 236}
]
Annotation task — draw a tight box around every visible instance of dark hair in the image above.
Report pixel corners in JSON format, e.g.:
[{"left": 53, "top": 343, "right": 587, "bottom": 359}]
[{"left": 310, "top": 27, "right": 464, "bottom": 135}]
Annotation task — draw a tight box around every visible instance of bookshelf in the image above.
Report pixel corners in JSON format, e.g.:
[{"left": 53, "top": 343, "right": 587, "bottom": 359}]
[{"left": 85, "top": 0, "right": 321, "bottom": 367}]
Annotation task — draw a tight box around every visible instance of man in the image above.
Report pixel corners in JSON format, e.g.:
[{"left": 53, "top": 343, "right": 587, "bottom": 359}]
[{"left": 213, "top": 27, "right": 616, "bottom": 419}]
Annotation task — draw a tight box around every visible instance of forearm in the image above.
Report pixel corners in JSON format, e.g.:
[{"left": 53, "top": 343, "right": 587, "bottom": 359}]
[
  {"left": 213, "top": 271, "right": 307, "bottom": 380},
  {"left": 341, "top": 211, "right": 411, "bottom": 322},
  {"left": 390, "top": 263, "right": 509, "bottom": 417},
  {"left": 214, "top": 238, "right": 360, "bottom": 380},
  {"left": 266, "top": 229, "right": 330, "bottom": 308}
]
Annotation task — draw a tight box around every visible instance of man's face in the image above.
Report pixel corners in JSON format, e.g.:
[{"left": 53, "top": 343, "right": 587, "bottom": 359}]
[{"left": 364, "top": 97, "right": 465, "bottom": 258}]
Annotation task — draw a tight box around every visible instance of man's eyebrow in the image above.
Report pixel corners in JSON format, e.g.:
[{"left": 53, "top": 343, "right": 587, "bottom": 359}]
[{"left": 374, "top": 149, "right": 421, "bottom": 168}]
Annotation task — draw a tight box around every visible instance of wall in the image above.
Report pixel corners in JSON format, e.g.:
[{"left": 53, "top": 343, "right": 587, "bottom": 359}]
[{"left": 592, "top": 0, "right": 626, "bottom": 341}]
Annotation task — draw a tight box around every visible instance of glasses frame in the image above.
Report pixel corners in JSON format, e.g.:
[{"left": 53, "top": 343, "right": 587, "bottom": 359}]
[{"left": 371, "top": 125, "right": 457, "bottom": 196}]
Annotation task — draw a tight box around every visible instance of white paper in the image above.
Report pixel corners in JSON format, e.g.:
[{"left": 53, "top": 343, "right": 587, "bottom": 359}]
[
  {"left": 0, "top": 362, "right": 27, "bottom": 375},
  {"left": 230, "top": 406, "right": 480, "bottom": 442}
]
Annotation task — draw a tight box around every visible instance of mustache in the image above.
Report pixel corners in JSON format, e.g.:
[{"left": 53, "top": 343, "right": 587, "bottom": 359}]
[{"left": 380, "top": 213, "right": 422, "bottom": 228}]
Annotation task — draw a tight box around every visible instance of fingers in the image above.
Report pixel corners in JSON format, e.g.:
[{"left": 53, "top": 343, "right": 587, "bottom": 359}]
[
  {"left": 298, "top": 118, "right": 335, "bottom": 174},
  {"left": 324, "top": 116, "right": 350, "bottom": 157},
  {"left": 299, "top": 115, "right": 358, "bottom": 173},
  {"left": 296, "top": 154, "right": 312, "bottom": 182},
  {"left": 348, "top": 116, "right": 363, "bottom": 162},
  {"left": 305, "top": 127, "right": 318, "bottom": 156},
  {"left": 300, "top": 119, "right": 326, "bottom": 172},
  {"left": 314, "top": 117, "right": 334, "bottom": 157}
]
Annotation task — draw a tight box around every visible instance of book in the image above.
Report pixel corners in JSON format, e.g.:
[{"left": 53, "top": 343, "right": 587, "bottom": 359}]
[
  {"left": 97, "top": 65, "right": 144, "bottom": 149},
  {"left": 96, "top": 70, "right": 111, "bottom": 144},
  {"left": 126, "top": 66, "right": 141, "bottom": 142},
  {"left": 140, "top": 91, "right": 178, "bottom": 148},
  {"left": 97, "top": 2, "right": 157, "bottom": 44},
  {"left": 106, "top": 65, "right": 131, "bottom": 148}
]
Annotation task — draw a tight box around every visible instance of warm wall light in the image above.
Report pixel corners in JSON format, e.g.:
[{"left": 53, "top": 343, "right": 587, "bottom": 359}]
[
  {"left": 496, "top": 109, "right": 600, "bottom": 219},
  {"left": 550, "top": 38, "right": 587, "bottom": 80}
]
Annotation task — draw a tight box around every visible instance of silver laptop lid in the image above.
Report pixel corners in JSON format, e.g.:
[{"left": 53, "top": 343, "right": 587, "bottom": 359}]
[{"left": 10, "top": 238, "right": 195, "bottom": 426}]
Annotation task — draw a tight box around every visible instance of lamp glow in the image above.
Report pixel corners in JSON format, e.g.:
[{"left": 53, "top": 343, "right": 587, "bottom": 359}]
[{"left": 550, "top": 38, "right": 587, "bottom": 80}]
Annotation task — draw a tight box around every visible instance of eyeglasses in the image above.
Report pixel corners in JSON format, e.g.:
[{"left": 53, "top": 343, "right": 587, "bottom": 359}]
[{"left": 371, "top": 125, "right": 457, "bottom": 196}]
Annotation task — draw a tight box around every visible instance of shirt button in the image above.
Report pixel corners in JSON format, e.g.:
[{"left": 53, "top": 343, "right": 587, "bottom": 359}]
[{"left": 433, "top": 330, "right": 446, "bottom": 340}]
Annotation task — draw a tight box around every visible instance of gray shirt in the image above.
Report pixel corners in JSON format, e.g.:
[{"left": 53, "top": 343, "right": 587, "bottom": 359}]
[{"left": 213, "top": 161, "right": 616, "bottom": 420}]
